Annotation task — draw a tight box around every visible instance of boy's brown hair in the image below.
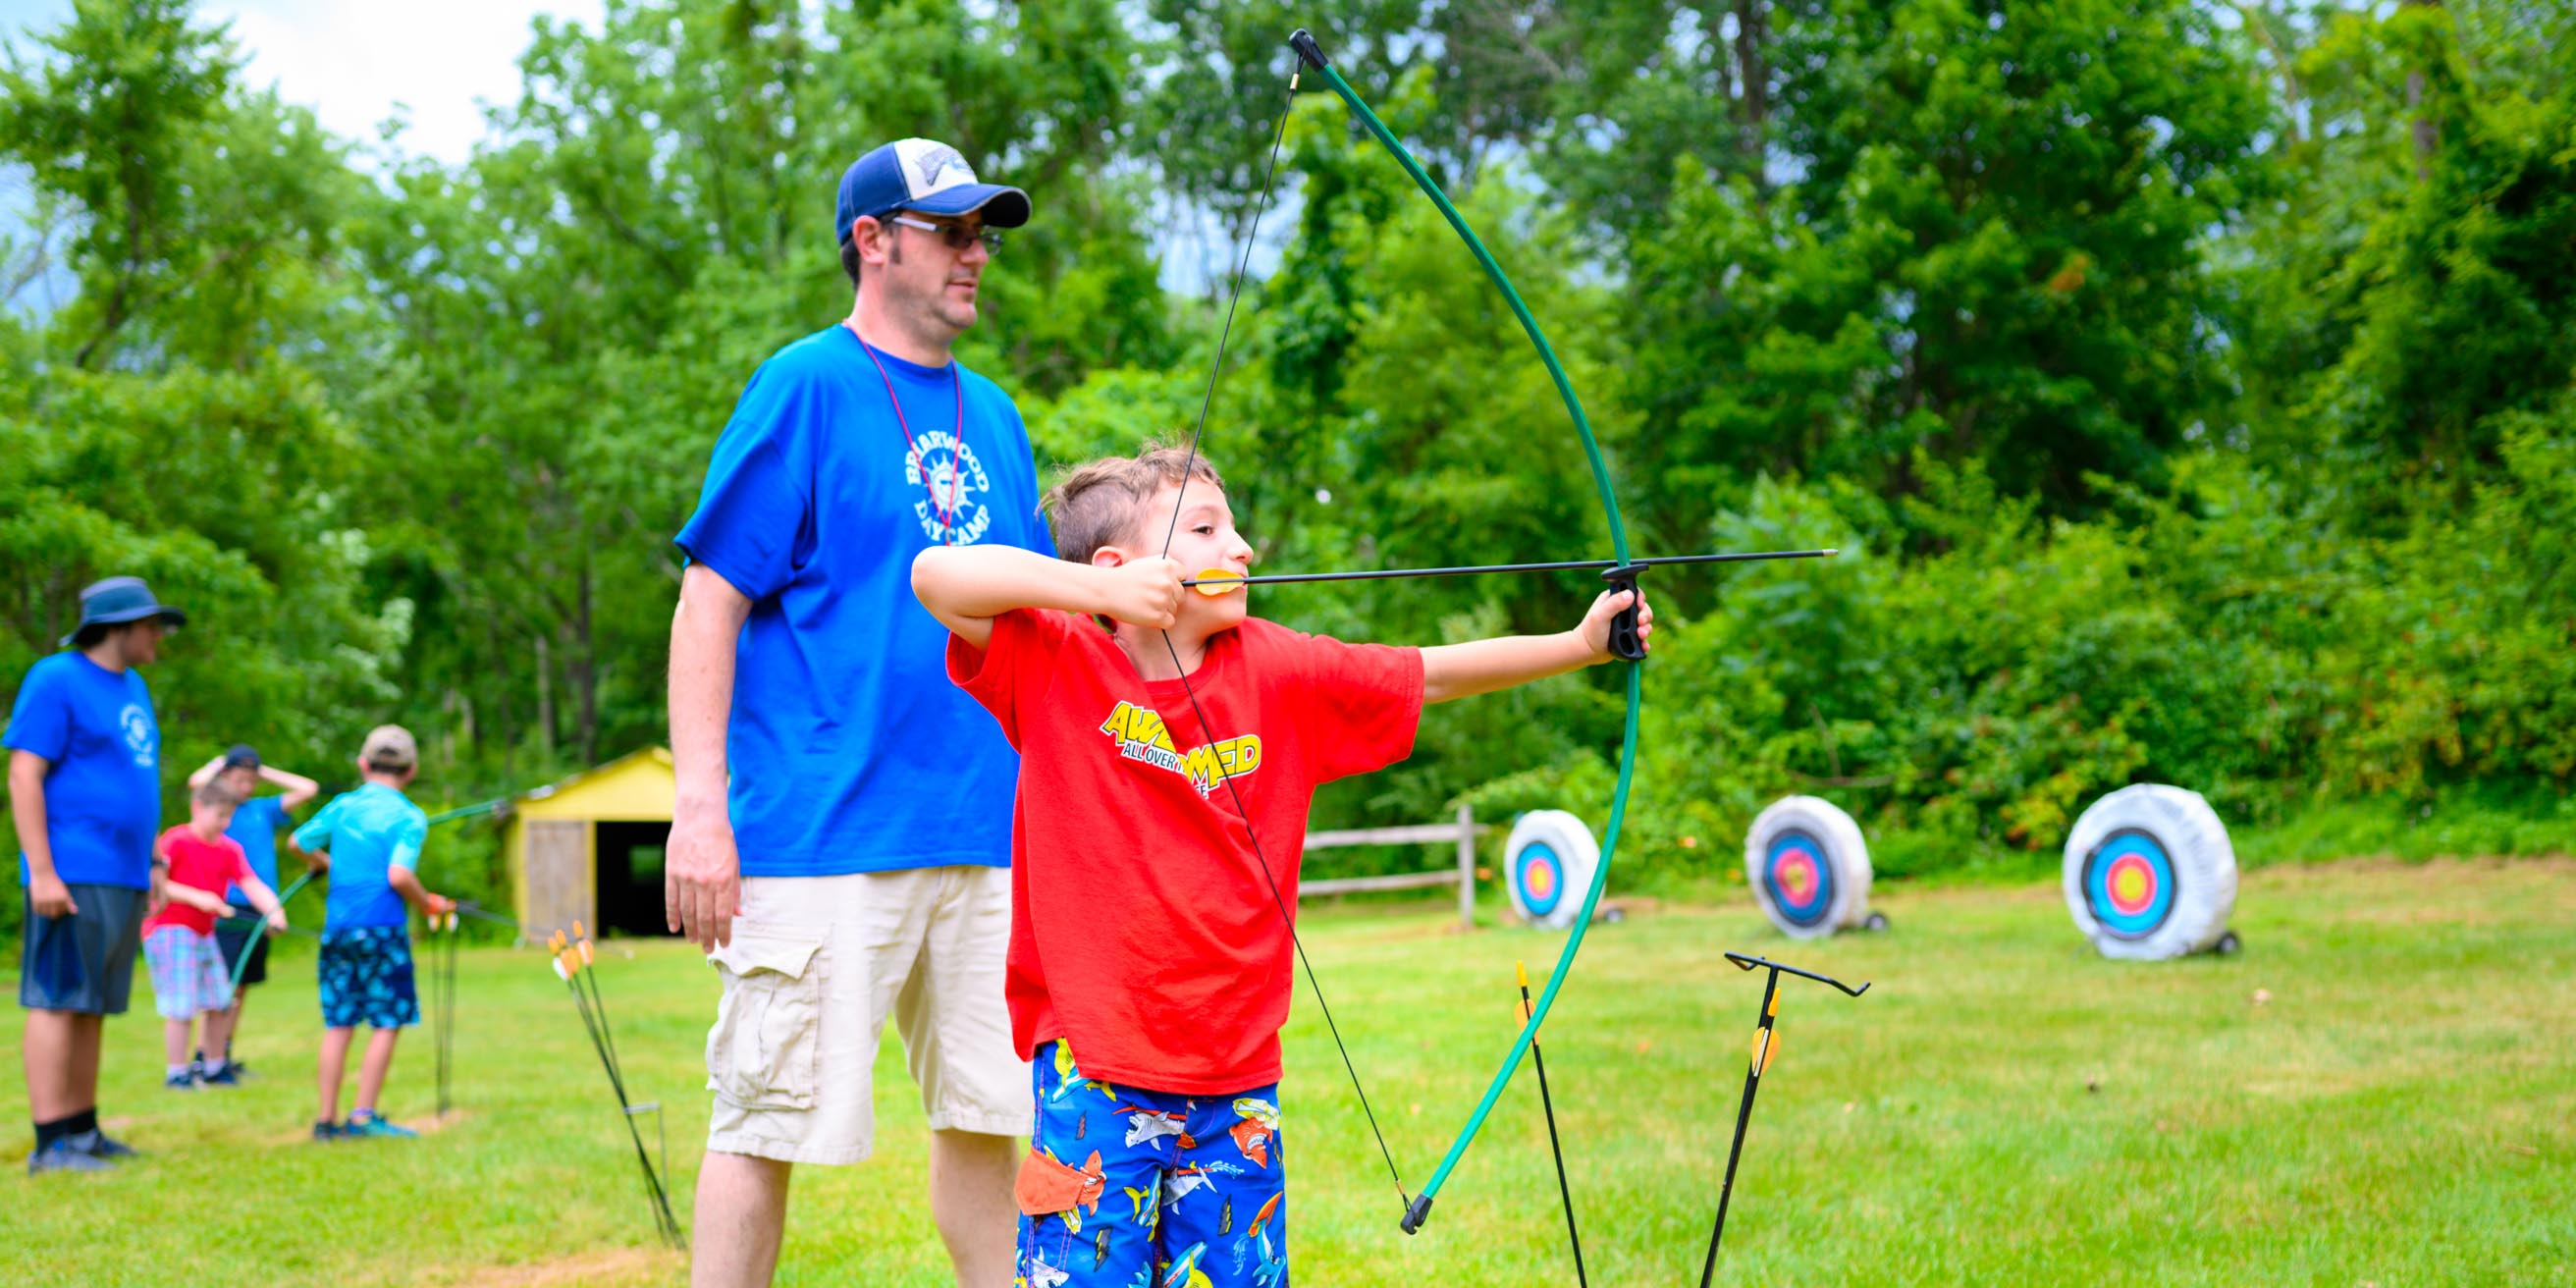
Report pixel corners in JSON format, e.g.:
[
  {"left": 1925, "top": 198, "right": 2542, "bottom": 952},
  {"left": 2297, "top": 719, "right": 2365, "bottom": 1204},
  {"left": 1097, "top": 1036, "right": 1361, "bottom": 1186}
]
[
  {"left": 191, "top": 779, "right": 242, "bottom": 809},
  {"left": 1042, "top": 442, "right": 1226, "bottom": 564}
]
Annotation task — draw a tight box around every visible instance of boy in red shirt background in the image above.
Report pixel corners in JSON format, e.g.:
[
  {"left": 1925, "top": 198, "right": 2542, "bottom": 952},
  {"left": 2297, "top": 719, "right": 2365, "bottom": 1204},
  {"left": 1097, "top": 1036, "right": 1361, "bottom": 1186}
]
[
  {"left": 913, "top": 444, "right": 1650, "bottom": 1287},
  {"left": 142, "top": 783, "right": 287, "bottom": 1090}
]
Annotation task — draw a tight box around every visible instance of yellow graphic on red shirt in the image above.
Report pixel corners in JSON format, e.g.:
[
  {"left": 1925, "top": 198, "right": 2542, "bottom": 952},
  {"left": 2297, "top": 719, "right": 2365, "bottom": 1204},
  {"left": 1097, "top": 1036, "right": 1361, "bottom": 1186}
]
[{"left": 1097, "top": 701, "right": 1261, "bottom": 798}]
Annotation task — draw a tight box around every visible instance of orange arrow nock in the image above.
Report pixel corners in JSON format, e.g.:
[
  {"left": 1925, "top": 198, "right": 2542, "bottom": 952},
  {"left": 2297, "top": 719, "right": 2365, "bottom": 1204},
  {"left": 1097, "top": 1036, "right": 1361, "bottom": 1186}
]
[{"left": 1190, "top": 568, "right": 1248, "bottom": 597}]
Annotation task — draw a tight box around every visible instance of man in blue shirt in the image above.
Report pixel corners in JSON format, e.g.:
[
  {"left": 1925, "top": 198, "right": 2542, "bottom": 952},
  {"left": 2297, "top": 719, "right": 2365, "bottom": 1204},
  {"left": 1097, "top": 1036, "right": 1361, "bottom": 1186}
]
[
  {"left": 290, "top": 724, "right": 454, "bottom": 1142},
  {"left": 668, "top": 137, "right": 1045, "bottom": 1287},
  {"left": 186, "top": 743, "right": 320, "bottom": 1081},
  {"left": 5, "top": 575, "right": 186, "bottom": 1173}
]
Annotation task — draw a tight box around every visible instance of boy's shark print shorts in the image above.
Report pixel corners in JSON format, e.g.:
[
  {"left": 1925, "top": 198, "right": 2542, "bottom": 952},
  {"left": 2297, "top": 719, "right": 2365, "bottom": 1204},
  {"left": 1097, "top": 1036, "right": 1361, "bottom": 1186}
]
[
  {"left": 316, "top": 926, "right": 419, "bottom": 1029},
  {"left": 1014, "top": 1040, "right": 1289, "bottom": 1288}
]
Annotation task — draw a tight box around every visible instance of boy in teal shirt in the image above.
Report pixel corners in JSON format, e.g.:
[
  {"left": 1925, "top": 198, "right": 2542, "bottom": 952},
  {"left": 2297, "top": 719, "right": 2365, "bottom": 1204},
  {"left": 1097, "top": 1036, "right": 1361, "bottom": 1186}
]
[{"left": 289, "top": 725, "right": 454, "bottom": 1141}]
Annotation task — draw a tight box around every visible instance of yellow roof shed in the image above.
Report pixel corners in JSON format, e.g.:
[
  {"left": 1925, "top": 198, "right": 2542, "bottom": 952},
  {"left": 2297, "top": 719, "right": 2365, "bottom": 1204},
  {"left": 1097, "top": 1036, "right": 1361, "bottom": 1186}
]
[{"left": 505, "top": 746, "right": 675, "bottom": 939}]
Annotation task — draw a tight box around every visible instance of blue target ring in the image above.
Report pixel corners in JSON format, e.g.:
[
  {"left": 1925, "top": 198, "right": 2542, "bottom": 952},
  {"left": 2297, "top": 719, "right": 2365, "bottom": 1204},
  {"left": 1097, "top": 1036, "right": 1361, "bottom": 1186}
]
[
  {"left": 1516, "top": 843, "right": 1567, "bottom": 918},
  {"left": 1762, "top": 831, "right": 1838, "bottom": 929},
  {"left": 2081, "top": 828, "right": 2176, "bottom": 940}
]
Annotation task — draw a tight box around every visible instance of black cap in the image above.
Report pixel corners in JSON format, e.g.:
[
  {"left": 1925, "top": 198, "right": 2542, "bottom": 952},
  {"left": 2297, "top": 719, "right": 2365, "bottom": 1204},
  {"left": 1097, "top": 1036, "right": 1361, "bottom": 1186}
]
[{"left": 222, "top": 744, "right": 261, "bottom": 771}]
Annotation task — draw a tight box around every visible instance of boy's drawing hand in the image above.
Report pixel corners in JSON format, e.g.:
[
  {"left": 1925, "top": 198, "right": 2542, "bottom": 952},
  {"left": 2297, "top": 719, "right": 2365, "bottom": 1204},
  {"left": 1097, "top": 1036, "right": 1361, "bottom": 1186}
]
[
  {"left": 1579, "top": 586, "right": 1653, "bottom": 660},
  {"left": 265, "top": 909, "right": 289, "bottom": 935},
  {"left": 1099, "top": 557, "right": 1186, "bottom": 630}
]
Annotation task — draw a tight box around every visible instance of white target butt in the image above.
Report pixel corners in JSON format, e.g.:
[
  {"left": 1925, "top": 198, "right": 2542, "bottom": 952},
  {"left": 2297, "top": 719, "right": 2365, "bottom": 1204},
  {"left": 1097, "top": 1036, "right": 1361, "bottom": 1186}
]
[
  {"left": 1504, "top": 810, "right": 1599, "bottom": 931},
  {"left": 2063, "top": 783, "right": 2237, "bottom": 959},
  {"left": 1744, "top": 796, "right": 1875, "bottom": 939}
]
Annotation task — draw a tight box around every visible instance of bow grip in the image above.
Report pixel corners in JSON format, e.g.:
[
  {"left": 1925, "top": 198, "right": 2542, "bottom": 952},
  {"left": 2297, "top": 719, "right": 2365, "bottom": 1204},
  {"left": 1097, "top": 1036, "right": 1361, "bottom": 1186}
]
[{"left": 1602, "top": 564, "right": 1647, "bottom": 661}]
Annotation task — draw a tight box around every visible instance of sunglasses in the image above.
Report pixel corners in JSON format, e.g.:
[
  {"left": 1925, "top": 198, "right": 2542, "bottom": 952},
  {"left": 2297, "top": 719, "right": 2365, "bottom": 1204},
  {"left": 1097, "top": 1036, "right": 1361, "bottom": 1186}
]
[{"left": 886, "top": 214, "right": 1003, "bottom": 254}]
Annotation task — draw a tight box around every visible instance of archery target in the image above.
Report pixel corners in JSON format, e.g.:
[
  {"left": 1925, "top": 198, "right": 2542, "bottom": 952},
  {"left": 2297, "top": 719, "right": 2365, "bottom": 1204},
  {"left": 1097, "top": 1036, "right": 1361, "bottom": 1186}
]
[
  {"left": 1744, "top": 796, "right": 1874, "bottom": 939},
  {"left": 1505, "top": 810, "right": 1599, "bottom": 931},
  {"left": 2063, "top": 784, "right": 2237, "bottom": 960}
]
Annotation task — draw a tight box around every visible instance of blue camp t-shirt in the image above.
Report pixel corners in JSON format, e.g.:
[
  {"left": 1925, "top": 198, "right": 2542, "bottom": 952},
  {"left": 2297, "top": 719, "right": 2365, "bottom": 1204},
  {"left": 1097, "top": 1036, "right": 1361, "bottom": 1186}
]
[
  {"left": 222, "top": 795, "right": 292, "bottom": 904},
  {"left": 4, "top": 652, "right": 160, "bottom": 889},
  {"left": 290, "top": 783, "right": 426, "bottom": 931},
  {"left": 674, "top": 325, "right": 1053, "bottom": 877}
]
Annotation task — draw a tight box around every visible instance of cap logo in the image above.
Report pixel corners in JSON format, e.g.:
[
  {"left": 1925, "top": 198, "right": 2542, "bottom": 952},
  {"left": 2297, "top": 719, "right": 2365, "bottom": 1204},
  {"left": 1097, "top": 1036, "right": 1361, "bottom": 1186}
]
[{"left": 902, "top": 140, "right": 977, "bottom": 197}]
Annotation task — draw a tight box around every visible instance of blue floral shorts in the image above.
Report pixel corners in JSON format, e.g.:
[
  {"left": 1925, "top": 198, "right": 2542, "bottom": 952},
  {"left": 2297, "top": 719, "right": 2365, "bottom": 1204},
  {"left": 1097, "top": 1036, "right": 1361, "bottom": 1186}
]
[
  {"left": 1014, "top": 1040, "right": 1289, "bottom": 1287},
  {"left": 316, "top": 926, "right": 418, "bottom": 1030}
]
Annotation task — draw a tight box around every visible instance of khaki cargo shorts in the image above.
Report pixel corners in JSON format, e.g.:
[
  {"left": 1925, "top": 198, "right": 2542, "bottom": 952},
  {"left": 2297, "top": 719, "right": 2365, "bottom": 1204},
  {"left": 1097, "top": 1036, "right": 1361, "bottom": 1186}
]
[{"left": 703, "top": 866, "right": 1029, "bottom": 1164}]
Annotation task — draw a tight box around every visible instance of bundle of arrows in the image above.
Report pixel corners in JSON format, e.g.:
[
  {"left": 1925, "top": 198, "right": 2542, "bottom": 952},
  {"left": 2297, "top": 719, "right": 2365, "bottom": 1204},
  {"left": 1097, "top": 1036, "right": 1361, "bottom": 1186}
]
[
  {"left": 426, "top": 905, "right": 459, "bottom": 1119},
  {"left": 548, "top": 923, "right": 683, "bottom": 1248}
]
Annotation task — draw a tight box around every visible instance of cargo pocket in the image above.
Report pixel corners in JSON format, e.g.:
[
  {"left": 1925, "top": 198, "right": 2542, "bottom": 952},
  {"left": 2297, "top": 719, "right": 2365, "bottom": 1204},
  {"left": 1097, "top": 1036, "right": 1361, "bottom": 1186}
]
[{"left": 704, "top": 930, "right": 826, "bottom": 1112}]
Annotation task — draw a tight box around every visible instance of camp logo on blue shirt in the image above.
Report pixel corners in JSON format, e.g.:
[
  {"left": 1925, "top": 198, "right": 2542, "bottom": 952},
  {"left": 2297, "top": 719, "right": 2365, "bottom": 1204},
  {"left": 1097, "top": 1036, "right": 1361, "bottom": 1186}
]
[
  {"left": 290, "top": 783, "right": 426, "bottom": 931},
  {"left": 674, "top": 325, "right": 1052, "bottom": 879},
  {"left": 223, "top": 795, "right": 293, "bottom": 903},
  {"left": 3, "top": 652, "right": 160, "bottom": 889}
]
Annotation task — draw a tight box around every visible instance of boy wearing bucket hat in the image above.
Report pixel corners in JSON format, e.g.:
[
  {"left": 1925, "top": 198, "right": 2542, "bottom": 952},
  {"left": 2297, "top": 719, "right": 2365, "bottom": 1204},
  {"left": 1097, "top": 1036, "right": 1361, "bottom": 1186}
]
[
  {"left": 290, "top": 724, "right": 455, "bottom": 1141},
  {"left": 668, "top": 136, "right": 1045, "bottom": 1287},
  {"left": 5, "top": 575, "right": 186, "bottom": 1173}
]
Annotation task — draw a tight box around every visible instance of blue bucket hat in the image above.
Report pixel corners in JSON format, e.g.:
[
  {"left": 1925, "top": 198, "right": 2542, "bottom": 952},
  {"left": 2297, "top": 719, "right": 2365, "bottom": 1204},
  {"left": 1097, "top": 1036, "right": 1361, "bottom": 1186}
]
[
  {"left": 834, "top": 137, "right": 1031, "bottom": 245},
  {"left": 62, "top": 575, "right": 187, "bottom": 647}
]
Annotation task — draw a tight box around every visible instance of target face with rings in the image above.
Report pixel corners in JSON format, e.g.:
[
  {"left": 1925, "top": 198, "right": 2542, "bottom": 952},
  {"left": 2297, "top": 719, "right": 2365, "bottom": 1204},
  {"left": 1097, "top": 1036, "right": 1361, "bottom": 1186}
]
[
  {"left": 1743, "top": 796, "right": 1874, "bottom": 939},
  {"left": 2080, "top": 828, "right": 2177, "bottom": 940},
  {"left": 1504, "top": 811, "right": 1600, "bottom": 931},
  {"left": 1517, "top": 843, "right": 1566, "bottom": 918},
  {"left": 1760, "top": 831, "right": 1838, "bottom": 929}
]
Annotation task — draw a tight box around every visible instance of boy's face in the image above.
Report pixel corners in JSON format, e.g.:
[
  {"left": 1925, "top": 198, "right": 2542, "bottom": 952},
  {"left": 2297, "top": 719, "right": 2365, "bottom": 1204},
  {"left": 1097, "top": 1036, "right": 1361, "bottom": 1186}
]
[
  {"left": 1100, "top": 481, "right": 1254, "bottom": 631},
  {"left": 190, "top": 798, "right": 237, "bottom": 835},
  {"left": 217, "top": 766, "right": 257, "bottom": 798}
]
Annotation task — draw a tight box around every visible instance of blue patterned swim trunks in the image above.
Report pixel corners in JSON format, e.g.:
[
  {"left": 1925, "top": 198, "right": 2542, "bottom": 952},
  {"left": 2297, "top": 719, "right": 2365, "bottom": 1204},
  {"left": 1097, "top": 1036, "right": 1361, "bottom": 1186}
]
[
  {"left": 1015, "top": 1040, "right": 1289, "bottom": 1288},
  {"left": 316, "top": 925, "right": 419, "bottom": 1029}
]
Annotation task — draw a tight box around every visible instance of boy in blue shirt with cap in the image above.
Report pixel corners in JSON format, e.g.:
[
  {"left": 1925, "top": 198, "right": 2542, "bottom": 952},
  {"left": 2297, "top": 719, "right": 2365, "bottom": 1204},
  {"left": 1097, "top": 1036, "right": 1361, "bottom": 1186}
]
[
  {"left": 6, "top": 575, "right": 186, "bottom": 1173},
  {"left": 291, "top": 724, "right": 455, "bottom": 1141}
]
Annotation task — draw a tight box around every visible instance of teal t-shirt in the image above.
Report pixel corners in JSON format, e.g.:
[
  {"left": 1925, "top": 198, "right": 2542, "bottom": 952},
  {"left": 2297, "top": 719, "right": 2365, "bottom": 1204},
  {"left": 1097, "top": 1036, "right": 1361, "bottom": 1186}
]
[{"left": 291, "top": 783, "right": 425, "bottom": 930}]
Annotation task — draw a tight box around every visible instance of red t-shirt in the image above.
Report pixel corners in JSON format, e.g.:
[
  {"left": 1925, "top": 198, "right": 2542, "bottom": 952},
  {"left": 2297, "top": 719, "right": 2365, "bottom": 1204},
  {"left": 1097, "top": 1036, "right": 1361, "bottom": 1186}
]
[
  {"left": 952, "top": 609, "right": 1423, "bottom": 1094},
  {"left": 141, "top": 827, "right": 254, "bottom": 937}
]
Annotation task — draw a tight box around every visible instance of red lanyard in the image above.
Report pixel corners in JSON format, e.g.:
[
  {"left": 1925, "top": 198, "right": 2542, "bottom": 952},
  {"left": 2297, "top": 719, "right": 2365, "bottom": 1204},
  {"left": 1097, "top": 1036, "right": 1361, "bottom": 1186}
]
[{"left": 856, "top": 333, "right": 968, "bottom": 545}]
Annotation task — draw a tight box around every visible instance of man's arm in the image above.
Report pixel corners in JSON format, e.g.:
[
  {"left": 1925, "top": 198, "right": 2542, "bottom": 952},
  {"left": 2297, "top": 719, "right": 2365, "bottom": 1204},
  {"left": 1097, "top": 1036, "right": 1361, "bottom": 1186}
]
[
  {"left": 9, "top": 750, "right": 75, "bottom": 919},
  {"left": 1420, "top": 587, "right": 1654, "bottom": 704},
  {"left": 910, "top": 545, "right": 1183, "bottom": 650},
  {"left": 666, "top": 563, "right": 753, "bottom": 950},
  {"left": 260, "top": 765, "right": 321, "bottom": 811}
]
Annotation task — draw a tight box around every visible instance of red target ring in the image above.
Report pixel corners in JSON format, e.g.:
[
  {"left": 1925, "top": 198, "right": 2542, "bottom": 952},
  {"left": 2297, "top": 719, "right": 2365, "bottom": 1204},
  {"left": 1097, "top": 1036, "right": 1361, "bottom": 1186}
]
[{"left": 2104, "top": 852, "right": 2160, "bottom": 917}]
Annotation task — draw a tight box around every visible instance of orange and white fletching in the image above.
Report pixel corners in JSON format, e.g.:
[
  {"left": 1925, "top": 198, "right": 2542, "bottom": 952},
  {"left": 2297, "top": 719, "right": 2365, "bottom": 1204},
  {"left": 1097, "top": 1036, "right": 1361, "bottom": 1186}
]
[{"left": 1191, "top": 568, "right": 1248, "bottom": 597}]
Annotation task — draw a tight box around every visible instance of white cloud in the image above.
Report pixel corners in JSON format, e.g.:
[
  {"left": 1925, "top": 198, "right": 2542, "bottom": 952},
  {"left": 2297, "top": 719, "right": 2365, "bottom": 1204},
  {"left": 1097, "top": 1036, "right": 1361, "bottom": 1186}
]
[
  {"left": 1, "top": 0, "right": 603, "bottom": 163},
  {"left": 203, "top": 0, "right": 604, "bottom": 161}
]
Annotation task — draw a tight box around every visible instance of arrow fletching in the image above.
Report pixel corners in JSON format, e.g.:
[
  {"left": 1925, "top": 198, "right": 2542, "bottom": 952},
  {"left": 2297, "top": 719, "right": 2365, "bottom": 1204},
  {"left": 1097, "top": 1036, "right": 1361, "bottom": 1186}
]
[{"left": 1191, "top": 568, "right": 1248, "bottom": 596}]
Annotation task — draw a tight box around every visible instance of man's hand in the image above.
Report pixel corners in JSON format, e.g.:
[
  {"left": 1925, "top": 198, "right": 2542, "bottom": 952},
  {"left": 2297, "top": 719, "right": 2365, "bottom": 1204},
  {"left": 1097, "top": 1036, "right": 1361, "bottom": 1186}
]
[
  {"left": 1098, "top": 557, "right": 1186, "bottom": 630},
  {"left": 28, "top": 873, "right": 77, "bottom": 919},
  {"left": 666, "top": 801, "right": 743, "bottom": 950},
  {"left": 1577, "top": 586, "right": 1653, "bottom": 661}
]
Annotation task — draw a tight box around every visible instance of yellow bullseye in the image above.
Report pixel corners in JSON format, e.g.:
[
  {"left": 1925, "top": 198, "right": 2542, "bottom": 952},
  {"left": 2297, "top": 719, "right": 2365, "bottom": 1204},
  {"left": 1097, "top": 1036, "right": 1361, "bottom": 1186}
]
[
  {"left": 2112, "top": 865, "right": 2150, "bottom": 906},
  {"left": 1191, "top": 568, "right": 1249, "bottom": 596}
]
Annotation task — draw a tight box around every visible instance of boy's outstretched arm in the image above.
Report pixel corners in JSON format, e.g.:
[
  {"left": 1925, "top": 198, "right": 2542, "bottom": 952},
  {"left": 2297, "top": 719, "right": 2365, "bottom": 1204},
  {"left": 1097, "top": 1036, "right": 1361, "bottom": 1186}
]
[
  {"left": 1421, "top": 586, "right": 1655, "bottom": 704},
  {"left": 387, "top": 866, "right": 453, "bottom": 919},
  {"left": 912, "top": 545, "right": 1186, "bottom": 649}
]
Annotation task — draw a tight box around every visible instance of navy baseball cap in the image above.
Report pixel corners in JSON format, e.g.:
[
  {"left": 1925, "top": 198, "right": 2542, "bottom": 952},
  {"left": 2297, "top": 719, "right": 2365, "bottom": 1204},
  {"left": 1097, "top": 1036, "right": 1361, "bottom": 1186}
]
[{"left": 834, "top": 138, "right": 1031, "bottom": 245}]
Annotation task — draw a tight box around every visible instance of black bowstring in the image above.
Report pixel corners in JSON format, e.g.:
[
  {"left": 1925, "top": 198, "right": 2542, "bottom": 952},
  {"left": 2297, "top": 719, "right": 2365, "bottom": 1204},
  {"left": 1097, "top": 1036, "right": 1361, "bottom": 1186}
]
[{"left": 1153, "top": 68, "right": 1414, "bottom": 1212}]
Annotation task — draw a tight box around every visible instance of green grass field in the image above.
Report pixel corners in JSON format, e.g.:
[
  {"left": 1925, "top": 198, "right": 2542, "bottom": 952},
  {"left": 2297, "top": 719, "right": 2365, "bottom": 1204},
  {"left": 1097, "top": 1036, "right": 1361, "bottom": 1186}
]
[{"left": 3, "top": 857, "right": 2571, "bottom": 1286}]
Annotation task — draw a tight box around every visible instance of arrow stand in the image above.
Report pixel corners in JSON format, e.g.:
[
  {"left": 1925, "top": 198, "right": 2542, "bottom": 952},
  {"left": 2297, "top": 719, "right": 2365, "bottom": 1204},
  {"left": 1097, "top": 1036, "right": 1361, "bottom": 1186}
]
[{"left": 1699, "top": 952, "right": 1869, "bottom": 1287}]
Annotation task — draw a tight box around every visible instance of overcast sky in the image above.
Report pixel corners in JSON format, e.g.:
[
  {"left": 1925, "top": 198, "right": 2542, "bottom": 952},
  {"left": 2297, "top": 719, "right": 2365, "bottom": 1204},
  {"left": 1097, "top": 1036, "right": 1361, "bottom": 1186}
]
[{"left": 0, "top": 0, "right": 604, "bottom": 163}]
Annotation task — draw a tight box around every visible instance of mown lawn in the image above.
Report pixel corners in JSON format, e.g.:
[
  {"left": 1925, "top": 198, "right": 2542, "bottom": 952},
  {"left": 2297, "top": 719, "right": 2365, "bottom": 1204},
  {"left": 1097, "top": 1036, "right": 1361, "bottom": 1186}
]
[{"left": 3, "top": 857, "right": 2571, "bottom": 1286}]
